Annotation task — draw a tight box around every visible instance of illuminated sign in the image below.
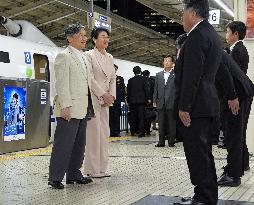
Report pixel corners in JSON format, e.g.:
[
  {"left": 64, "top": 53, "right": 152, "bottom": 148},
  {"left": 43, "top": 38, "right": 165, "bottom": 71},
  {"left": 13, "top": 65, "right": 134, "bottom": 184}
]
[
  {"left": 87, "top": 12, "right": 112, "bottom": 32},
  {"left": 209, "top": 10, "right": 220, "bottom": 25}
]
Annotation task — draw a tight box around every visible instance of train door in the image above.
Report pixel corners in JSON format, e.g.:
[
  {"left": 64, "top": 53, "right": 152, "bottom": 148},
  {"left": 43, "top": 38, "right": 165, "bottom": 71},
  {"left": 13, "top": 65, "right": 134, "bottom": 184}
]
[{"left": 33, "top": 54, "right": 49, "bottom": 81}]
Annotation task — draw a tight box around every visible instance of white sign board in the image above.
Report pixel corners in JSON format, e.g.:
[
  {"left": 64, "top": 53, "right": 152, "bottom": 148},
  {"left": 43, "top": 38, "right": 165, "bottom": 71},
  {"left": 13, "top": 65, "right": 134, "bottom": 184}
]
[{"left": 209, "top": 10, "right": 220, "bottom": 25}]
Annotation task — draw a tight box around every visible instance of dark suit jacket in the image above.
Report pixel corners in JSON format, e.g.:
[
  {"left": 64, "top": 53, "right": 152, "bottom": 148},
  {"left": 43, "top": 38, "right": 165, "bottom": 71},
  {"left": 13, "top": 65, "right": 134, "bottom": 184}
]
[
  {"left": 127, "top": 75, "right": 149, "bottom": 104},
  {"left": 175, "top": 20, "right": 222, "bottom": 118},
  {"left": 222, "top": 51, "right": 254, "bottom": 100},
  {"left": 215, "top": 53, "right": 237, "bottom": 101},
  {"left": 230, "top": 41, "right": 249, "bottom": 74},
  {"left": 114, "top": 75, "right": 125, "bottom": 104},
  {"left": 153, "top": 70, "right": 175, "bottom": 110}
]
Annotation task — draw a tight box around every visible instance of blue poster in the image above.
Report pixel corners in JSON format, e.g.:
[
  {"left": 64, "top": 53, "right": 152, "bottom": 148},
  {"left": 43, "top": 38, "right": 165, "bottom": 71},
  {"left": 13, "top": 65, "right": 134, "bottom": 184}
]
[{"left": 3, "top": 86, "right": 26, "bottom": 141}]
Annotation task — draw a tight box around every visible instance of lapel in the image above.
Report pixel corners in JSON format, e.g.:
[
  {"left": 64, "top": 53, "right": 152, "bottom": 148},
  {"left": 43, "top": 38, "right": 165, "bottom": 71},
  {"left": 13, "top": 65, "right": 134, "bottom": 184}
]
[
  {"left": 93, "top": 48, "right": 109, "bottom": 78},
  {"left": 67, "top": 46, "right": 87, "bottom": 79},
  {"left": 165, "top": 71, "right": 174, "bottom": 86},
  {"left": 159, "top": 71, "right": 165, "bottom": 88},
  {"left": 82, "top": 55, "right": 91, "bottom": 88}
]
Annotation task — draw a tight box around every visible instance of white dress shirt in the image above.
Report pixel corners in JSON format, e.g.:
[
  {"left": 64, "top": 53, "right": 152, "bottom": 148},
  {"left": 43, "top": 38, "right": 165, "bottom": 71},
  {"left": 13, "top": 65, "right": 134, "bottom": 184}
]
[
  {"left": 187, "top": 20, "right": 203, "bottom": 36},
  {"left": 230, "top": 40, "right": 244, "bottom": 51},
  {"left": 163, "top": 69, "right": 172, "bottom": 85}
]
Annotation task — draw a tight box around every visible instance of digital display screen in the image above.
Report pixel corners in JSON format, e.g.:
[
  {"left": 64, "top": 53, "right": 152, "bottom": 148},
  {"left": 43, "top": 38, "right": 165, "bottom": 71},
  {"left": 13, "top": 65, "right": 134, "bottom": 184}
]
[{"left": 3, "top": 86, "right": 26, "bottom": 141}]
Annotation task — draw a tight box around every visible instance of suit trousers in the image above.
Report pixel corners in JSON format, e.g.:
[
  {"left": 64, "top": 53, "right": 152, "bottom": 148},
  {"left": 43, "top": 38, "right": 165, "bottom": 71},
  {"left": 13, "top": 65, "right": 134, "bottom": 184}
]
[
  {"left": 224, "top": 99, "right": 245, "bottom": 177},
  {"left": 158, "top": 106, "right": 176, "bottom": 145},
  {"left": 242, "top": 97, "right": 253, "bottom": 169},
  {"left": 129, "top": 104, "right": 145, "bottom": 135},
  {"left": 48, "top": 117, "right": 87, "bottom": 182},
  {"left": 109, "top": 104, "right": 121, "bottom": 136},
  {"left": 179, "top": 118, "right": 218, "bottom": 205},
  {"left": 84, "top": 106, "right": 109, "bottom": 175}
]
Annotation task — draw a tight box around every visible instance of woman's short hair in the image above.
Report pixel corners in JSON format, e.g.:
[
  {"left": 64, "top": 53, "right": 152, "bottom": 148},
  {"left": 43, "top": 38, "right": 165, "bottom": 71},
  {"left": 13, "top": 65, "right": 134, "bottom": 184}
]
[{"left": 91, "top": 27, "right": 110, "bottom": 45}]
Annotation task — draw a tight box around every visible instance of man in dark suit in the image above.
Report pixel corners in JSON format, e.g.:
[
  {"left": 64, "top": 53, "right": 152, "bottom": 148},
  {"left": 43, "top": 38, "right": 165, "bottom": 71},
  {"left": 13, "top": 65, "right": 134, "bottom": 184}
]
[
  {"left": 174, "top": 1, "right": 222, "bottom": 204},
  {"left": 226, "top": 21, "right": 252, "bottom": 172},
  {"left": 109, "top": 64, "right": 126, "bottom": 137},
  {"left": 217, "top": 51, "right": 254, "bottom": 186},
  {"left": 127, "top": 66, "right": 150, "bottom": 137},
  {"left": 153, "top": 55, "right": 176, "bottom": 147}
]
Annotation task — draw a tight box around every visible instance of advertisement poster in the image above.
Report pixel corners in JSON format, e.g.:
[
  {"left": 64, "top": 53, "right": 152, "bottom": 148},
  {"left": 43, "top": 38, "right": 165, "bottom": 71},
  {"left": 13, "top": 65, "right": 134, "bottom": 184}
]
[
  {"left": 3, "top": 86, "right": 26, "bottom": 141},
  {"left": 246, "top": 0, "right": 254, "bottom": 38}
]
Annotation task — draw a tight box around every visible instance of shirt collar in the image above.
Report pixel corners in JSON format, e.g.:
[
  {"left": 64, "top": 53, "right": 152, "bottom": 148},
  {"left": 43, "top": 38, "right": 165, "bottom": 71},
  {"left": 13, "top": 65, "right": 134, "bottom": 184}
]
[
  {"left": 94, "top": 47, "right": 106, "bottom": 55},
  {"left": 187, "top": 20, "right": 203, "bottom": 36},
  {"left": 164, "top": 68, "right": 173, "bottom": 73},
  {"left": 69, "top": 45, "right": 82, "bottom": 54},
  {"left": 230, "top": 40, "right": 243, "bottom": 51}
]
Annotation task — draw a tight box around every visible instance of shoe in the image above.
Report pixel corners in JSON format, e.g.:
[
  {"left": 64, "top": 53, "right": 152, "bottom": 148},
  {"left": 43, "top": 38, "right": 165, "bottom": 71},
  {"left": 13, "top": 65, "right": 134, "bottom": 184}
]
[
  {"left": 48, "top": 181, "right": 64, "bottom": 189},
  {"left": 138, "top": 134, "right": 145, "bottom": 138},
  {"left": 217, "top": 144, "right": 226, "bottom": 149},
  {"left": 155, "top": 144, "right": 165, "bottom": 147},
  {"left": 131, "top": 132, "right": 135, "bottom": 136},
  {"left": 66, "top": 177, "right": 93, "bottom": 184},
  {"left": 244, "top": 166, "right": 250, "bottom": 171},
  {"left": 87, "top": 173, "right": 107, "bottom": 178},
  {"left": 217, "top": 173, "right": 241, "bottom": 187},
  {"left": 152, "top": 127, "right": 158, "bottom": 130},
  {"left": 168, "top": 143, "right": 175, "bottom": 147},
  {"left": 174, "top": 198, "right": 206, "bottom": 205},
  {"left": 100, "top": 172, "right": 111, "bottom": 177}
]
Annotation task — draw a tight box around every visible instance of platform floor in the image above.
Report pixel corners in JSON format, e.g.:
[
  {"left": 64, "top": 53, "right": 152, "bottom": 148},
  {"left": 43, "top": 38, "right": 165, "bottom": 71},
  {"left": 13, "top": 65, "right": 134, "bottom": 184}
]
[{"left": 1, "top": 131, "right": 254, "bottom": 205}]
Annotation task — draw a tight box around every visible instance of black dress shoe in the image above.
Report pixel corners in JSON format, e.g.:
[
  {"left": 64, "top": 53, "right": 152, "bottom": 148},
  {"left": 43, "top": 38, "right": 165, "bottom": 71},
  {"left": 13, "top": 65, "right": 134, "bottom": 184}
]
[
  {"left": 174, "top": 198, "right": 206, "bottom": 205},
  {"left": 217, "top": 173, "right": 241, "bottom": 187},
  {"left": 48, "top": 181, "right": 64, "bottom": 189},
  {"left": 155, "top": 144, "right": 165, "bottom": 147},
  {"left": 168, "top": 143, "right": 175, "bottom": 147},
  {"left": 138, "top": 134, "right": 145, "bottom": 138},
  {"left": 66, "top": 177, "right": 93, "bottom": 184},
  {"left": 244, "top": 166, "right": 250, "bottom": 171}
]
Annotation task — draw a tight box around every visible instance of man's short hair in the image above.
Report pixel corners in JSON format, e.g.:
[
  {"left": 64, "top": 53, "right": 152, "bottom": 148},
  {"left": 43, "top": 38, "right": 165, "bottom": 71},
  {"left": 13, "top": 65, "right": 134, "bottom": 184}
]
[
  {"left": 133, "top": 66, "right": 142, "bottom": 75},
  {"left": 163, "top": 54, "right": 175, "bottom": 63},
  {"left": 176, "top": 33, "right": 188, "bottom": 49},
  {"left": 142, "top": 70, "right": 150, "bottom": 77},
  {"left": 226, "top": 21, "right": 246, "bottom": 40},
  {"left": 183, "top": 0, "right": 209, "bottom": 19},
  {"left": 65, "top": 23, "right": 85, "bottom": 38}
]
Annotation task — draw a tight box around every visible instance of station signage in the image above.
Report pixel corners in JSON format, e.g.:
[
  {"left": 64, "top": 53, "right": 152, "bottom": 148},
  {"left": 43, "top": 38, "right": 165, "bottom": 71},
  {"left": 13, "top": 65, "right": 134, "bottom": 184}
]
[
  {"left": 209, "top": 9, "right": 220, "bottom": 25},
  {"left": 87, "top": 12, "right": 112, "bottom": 32}
]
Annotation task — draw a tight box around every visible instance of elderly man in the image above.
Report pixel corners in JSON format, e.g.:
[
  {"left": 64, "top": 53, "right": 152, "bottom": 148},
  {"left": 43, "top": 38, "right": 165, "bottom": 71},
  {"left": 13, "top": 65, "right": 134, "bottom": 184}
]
[
  {"left": 174, "top": 0, "right": 222, "bottom": 204},
  {"left": 48, "top": 23, "right": 93, "bottom": 189}
]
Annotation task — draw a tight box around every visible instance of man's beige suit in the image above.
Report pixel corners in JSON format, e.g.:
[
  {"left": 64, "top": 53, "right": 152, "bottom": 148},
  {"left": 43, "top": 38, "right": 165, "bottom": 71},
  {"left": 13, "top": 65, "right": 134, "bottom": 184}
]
[
  {"left": 53, "top": 46, "right": 93, "bottom": 119},
  {"left": 49, "top": 46, "right": 95, "bottom": 182},
  {"left": 84, "top": 48, "right": 116, "bottom": 175}
]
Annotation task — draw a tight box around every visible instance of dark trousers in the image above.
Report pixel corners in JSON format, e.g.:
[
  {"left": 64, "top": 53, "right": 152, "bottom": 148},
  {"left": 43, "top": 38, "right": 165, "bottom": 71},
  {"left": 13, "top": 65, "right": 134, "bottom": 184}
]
[
  {"left": 158, "top": 106, "right": 176, "bottom": 145},
  {"left": 242, "top": 97, "right": 253, "bottom": 169},
  {"left": 224, "top": 100, "right": 245, "bottom": 178},
  {"left": 109, "top": 104, "right": 121, "bottom": 136},
  {"left": 179, "top": 118, "right": 218, "bottom": 205},
  {"left": 49, "top": 117, "right": 87, "bottom": 182},
  {"left": 129, "top": 104, "right": 145, "bottom": 135}
]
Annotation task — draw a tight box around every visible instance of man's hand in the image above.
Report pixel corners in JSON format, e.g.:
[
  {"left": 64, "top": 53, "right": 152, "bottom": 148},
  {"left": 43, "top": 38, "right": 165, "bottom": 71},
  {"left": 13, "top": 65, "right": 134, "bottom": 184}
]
[
  {"left": 179, "top": 110, "right": 191, "bottom": 127},
  {"left": 228, "top": 98, "right": 240, "bottom": 115},
  {"left": 61, "top": 107, "right": 71, "bottom": 121},
  {"left": 102, "top": 93, "right": 114, "bottom": 106},
  {"left": 153, "top": 102, "right": 156, "bottom": 107}
]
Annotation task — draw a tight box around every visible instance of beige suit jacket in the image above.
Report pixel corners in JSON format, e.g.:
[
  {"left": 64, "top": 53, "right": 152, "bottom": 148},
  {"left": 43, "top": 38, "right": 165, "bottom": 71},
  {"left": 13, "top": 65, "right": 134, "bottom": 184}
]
[
  {"left": 53, "top": 46, "right": 93, "bottom": 119},
  {"left": 85, "top": 48, "right": 116, "bottom": 110}
]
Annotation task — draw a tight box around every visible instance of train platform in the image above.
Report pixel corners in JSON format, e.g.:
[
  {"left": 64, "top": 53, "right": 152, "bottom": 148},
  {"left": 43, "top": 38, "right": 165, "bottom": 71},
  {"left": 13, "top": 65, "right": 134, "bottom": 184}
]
[{"left": 1, "top": 131, "right": 254, "bottom": 205}]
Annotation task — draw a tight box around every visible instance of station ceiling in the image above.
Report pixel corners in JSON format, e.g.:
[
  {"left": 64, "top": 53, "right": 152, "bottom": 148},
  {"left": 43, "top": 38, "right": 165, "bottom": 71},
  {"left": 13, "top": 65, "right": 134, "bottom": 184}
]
[{"left": 0, "top": 0, "right": 234, "bottom": 67}]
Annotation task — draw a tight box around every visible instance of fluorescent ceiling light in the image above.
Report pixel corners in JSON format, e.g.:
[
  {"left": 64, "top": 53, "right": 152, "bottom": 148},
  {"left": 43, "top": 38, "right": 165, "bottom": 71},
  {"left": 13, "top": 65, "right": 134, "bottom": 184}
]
[{"left": 213, "top": 0, "right": 234, "bottom": 17}]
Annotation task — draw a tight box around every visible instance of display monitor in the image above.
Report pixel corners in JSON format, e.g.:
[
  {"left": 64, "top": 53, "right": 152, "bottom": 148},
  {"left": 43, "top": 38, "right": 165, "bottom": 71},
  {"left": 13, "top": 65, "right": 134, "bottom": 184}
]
[{"left": 3, "top": 86, "right": 26, "bottom": 141}]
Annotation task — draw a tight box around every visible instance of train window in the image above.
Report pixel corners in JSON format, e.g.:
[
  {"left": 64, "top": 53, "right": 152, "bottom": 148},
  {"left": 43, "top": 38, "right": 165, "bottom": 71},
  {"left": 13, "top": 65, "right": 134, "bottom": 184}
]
[
  {"left": 0, "top": 51, "right": 10, "bottom": 63},
  {"left": 33, "top": 54, "right": 50, "bottom": 82}
]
